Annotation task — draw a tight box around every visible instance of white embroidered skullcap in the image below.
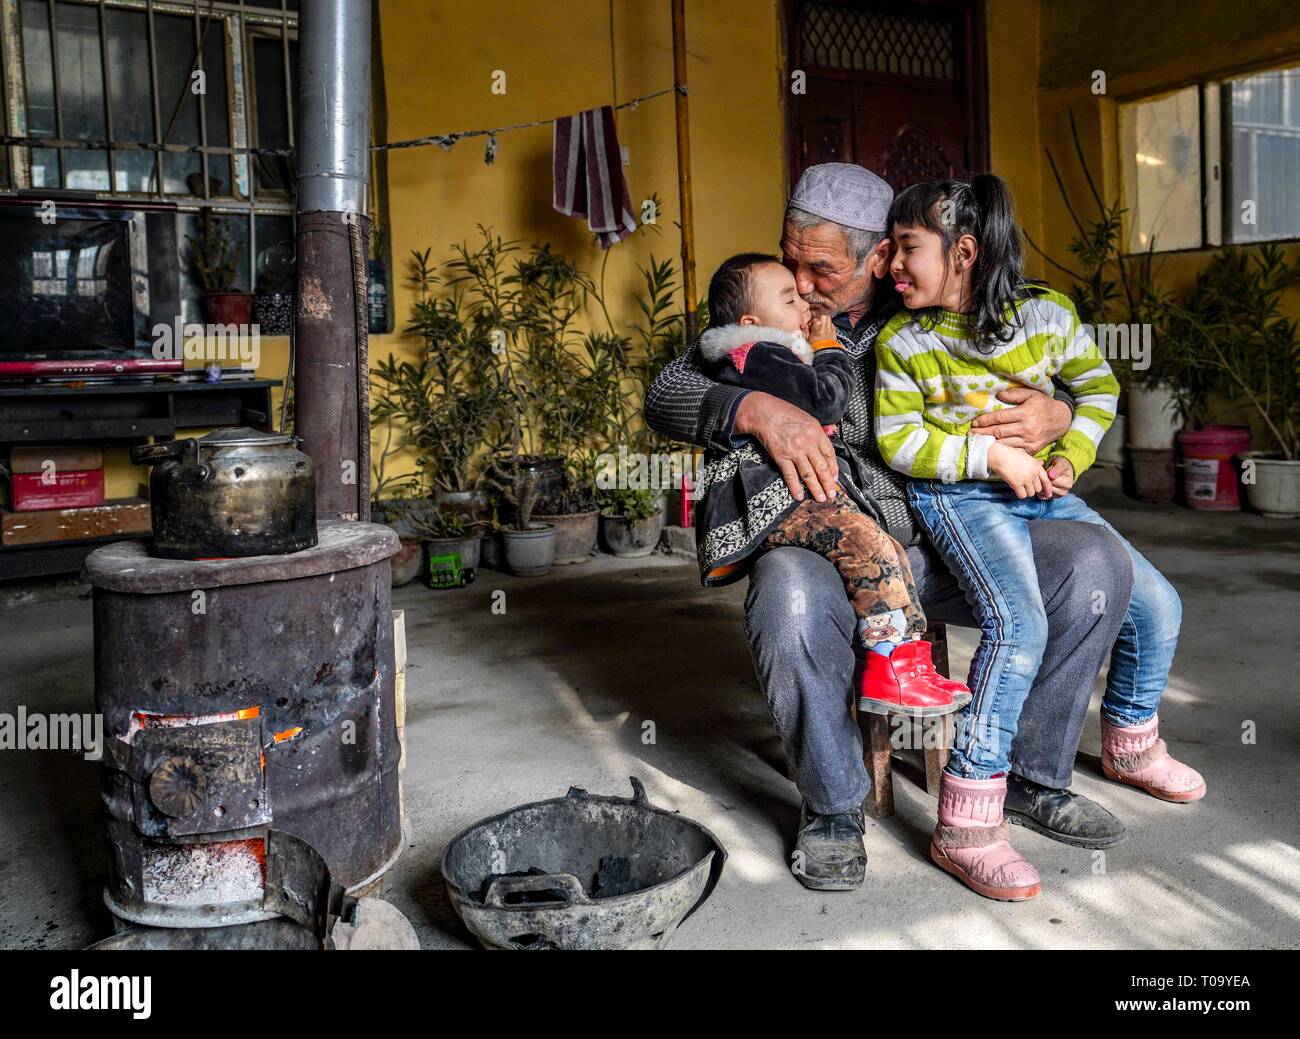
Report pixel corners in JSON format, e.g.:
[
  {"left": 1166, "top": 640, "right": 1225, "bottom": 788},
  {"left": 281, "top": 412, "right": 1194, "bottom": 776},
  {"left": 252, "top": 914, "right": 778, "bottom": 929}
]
[{"left": 788, "top": 162, "right": 893, "bottom": 232}]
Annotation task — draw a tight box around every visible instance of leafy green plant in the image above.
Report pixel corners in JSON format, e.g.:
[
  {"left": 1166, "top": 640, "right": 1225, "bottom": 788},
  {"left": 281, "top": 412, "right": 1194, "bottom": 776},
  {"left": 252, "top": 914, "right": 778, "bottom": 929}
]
[
  {"left": 370, "top": 414, "right": 421, "bottom": 504},
  {"left": 372, "top": 222, "right": 692, "bottom": 523},
  {"left": 404, "top": 506, "right": 472, "bottom": 541},
  {"left": 630, "top": 255, "right": 686, "bottom": 454},
  {"left": 506, "top": 243, "right": 598, "bottom": 457},
  {"left": 1150, "top": 244, "right": 1300, "bottom": 458},
  {"left": 186, "top": 209, "right": 245, "bottom": 294},
  {"left": 599, "top": 487, "right": 661, "bottom": 520},
  {"left": 370, "top": 248, "right": 505, "bottom": 493}
]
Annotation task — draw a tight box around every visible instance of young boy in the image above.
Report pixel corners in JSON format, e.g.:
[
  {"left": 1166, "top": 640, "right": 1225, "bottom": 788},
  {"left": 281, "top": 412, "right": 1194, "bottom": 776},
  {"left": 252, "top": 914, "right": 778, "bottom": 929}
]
[{"left": 692, "top": 252, "right": 968, "bottom": 716}]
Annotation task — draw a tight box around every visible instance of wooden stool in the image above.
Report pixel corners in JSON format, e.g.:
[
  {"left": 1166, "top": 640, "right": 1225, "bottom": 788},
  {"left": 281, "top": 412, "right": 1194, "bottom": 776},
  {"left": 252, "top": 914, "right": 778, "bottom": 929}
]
[{"left": 859, "top": 623, "right": 955, "bottom": 819}]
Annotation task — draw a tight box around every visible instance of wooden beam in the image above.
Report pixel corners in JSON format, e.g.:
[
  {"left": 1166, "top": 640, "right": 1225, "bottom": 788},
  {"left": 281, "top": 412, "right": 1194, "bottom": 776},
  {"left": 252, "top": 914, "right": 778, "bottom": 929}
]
[{"left": 670, "top": 0, "right": 698, "bottom": 342}]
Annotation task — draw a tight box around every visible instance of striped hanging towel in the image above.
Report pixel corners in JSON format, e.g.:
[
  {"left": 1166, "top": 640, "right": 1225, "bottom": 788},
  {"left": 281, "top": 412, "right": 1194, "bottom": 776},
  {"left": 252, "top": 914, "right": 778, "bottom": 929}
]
[{"left": 553, "top": 106, "right": 637, "bottom": 249}]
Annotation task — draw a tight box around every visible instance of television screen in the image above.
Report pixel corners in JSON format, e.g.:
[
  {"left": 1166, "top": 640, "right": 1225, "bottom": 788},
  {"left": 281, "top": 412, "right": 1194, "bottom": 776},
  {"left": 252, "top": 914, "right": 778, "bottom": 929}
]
[{"left": 0, "top": 210, "right": 146, "bottom": 359}]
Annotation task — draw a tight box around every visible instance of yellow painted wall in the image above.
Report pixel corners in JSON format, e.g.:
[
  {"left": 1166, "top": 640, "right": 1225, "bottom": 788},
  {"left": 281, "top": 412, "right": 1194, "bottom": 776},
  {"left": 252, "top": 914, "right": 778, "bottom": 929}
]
[{"left": 985, "top": 0, "right": 1044, "bottom": 280}]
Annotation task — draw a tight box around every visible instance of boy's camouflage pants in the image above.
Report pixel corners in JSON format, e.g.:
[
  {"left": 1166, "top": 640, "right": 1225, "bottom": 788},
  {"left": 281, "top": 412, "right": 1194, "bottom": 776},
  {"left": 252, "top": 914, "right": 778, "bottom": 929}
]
[{"left": 762, "top": 491, "right": 927, "bottom": 643}]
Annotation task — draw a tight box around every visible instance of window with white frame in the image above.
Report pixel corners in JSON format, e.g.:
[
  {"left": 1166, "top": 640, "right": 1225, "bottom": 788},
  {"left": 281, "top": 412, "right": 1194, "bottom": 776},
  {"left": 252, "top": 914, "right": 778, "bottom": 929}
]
[
  {"left": 1, "top": 0, "right": 299, "bottom": 317},
  {"left": 1120, "top": 62, "right": 1300, "bottom": 253}
]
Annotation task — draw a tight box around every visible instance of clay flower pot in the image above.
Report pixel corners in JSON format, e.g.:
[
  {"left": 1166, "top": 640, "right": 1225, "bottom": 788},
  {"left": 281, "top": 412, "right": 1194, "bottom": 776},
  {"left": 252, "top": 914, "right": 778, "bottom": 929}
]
[{"left": 501, "top": 524, "right": 556, "bottom": 576}]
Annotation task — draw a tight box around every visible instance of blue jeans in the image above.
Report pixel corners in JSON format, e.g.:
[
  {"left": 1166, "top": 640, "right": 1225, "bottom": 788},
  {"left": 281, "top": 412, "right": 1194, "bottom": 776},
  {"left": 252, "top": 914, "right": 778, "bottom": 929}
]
[
  {"left": 908, "top": 480, "right": 1182, "bottom": 781},
  {"left": 743, "top": 522, "right": 1133, "bottom": 814}
]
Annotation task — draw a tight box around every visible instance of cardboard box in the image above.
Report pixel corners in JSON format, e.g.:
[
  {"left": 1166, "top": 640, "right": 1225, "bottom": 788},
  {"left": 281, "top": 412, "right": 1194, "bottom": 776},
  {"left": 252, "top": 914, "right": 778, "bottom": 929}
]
[
  {"left": 1, "top": 498, "right": 151, "bottom": 546},
  {"left": 9, "top": 445, "right": 104, "bottom": 473},
  {"left": 6, "top": 445, "right": 107, "bottom": 510},
  {"left": 10, "top": 469, "right": 105, "bottom": 511}
]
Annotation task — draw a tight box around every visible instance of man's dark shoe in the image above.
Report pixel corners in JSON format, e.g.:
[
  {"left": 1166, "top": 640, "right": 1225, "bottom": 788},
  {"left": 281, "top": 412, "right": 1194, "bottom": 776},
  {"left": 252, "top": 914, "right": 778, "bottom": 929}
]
[
  {"left": 792, "top": 802, "right": 867, "bottom": 890},
  {"left": 1005, "top": 773, "right": 1127, "bottom": 849}
]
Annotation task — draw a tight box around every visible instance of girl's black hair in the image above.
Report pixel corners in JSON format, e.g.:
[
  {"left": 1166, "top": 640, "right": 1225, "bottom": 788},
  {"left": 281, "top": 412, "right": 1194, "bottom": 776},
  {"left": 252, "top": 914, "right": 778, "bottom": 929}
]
[{"left": 886, "top": 173, "right": 1029, "bottom": 350}]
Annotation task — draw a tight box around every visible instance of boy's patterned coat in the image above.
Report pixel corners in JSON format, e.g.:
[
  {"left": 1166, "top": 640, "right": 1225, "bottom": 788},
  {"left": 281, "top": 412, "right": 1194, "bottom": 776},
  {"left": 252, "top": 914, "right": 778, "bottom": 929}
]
[{"left": 692, "top": 324, "right": 885, "bottom": 586}]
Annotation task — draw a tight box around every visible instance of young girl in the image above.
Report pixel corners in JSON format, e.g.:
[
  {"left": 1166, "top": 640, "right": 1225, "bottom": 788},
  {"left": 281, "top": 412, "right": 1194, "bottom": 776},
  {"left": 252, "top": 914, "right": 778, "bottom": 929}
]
[{"left": 874, "top": 174, "right": 1206, "bottom": 902}]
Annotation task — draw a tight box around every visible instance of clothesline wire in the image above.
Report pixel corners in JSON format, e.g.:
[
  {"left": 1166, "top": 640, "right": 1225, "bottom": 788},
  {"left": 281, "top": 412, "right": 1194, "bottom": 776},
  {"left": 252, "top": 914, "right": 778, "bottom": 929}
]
[
  {"left": 0, "top": 84, "right": 686, "bottom": 161},
  {"left": 370, "top": 84, "right": 686, "bottom": 152}
]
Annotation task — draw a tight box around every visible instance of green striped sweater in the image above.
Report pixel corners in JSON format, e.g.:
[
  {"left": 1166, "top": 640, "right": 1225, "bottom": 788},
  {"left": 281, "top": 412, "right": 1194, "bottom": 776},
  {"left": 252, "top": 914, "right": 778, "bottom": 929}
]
[{"left": 874, "top": 288, "right": 1119, "bottom": 483}]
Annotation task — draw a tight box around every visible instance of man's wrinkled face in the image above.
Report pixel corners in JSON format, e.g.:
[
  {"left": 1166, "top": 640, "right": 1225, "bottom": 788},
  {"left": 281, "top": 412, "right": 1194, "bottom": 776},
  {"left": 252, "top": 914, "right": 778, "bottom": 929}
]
[{"left": 780, "top": 220, "right": 886, "bottom": 319}]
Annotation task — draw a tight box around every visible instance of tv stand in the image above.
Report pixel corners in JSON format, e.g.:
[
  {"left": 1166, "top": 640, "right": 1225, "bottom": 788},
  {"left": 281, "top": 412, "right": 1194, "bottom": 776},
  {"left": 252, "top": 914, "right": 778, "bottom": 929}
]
[{"left": 0, "top": 377, "right": 280, "bottom": 579}]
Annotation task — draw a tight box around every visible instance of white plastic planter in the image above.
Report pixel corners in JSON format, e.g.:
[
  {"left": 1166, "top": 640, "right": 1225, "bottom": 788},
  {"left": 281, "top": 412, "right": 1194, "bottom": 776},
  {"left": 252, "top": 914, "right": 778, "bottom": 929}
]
[
  {"left": 1127, "top": 383, "right": 1184, "bottom": 450},
  {"left": 1241, "top": 453, "right": 1300, "bottom": 519}
]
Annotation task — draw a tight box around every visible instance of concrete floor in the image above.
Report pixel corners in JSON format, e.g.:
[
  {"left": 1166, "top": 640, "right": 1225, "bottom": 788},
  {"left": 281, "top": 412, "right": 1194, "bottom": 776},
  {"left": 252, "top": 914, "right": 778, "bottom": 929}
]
[{"left": 2, "top": 488, "right": 1298, "bottom": 949}]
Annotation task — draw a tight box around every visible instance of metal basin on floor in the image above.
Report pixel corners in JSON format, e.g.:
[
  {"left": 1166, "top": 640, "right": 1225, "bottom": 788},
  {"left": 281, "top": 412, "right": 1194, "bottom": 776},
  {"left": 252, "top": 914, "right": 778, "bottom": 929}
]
[{"left": 441, "top": 777, "right": 726, "bottom": 950}]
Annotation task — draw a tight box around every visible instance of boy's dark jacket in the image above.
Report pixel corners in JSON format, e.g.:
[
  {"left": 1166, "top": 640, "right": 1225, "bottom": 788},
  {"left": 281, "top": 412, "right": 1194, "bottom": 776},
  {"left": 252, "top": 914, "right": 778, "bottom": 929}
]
[{"left": 692, "top": 323, "right": 886, "bottom": 586}]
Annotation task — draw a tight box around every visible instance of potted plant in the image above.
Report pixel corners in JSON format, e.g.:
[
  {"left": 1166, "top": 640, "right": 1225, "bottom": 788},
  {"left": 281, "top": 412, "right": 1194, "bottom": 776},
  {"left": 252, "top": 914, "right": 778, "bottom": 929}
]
[
  {"left": 527, "top": 327, "right": 632, "bottom": 564},
  {"left": 483, "top": 454, "right": 555, "bottom": 576},
  {"left": 377, "top": 492, "right": 427, "bottom": 588},
  {"left": 1155, "top": 244, "right": 1300, "bottom": 517},
  {"left": 186, "top": 209, "right": 252, "bottom": 326},
  {"left": 474, "top": 237, "right": 590, "bottom": 513},
  {"left": 599, "top": 488, "right": 664, "bottom": 557},
  {"left": 372, "top": 248, "right": 505, "bottom": 525},
  {"left": 589, "top": 253, "right": 685, "bottom": 553},
  {"left": 630, "top": 255, "right": 690, "bottom": 523},
  {"left": 368, "top": 413, "right": 437, "bottom": 586},
  {"left": 533, "top": 481, "right": 600, "bottom": 565}
]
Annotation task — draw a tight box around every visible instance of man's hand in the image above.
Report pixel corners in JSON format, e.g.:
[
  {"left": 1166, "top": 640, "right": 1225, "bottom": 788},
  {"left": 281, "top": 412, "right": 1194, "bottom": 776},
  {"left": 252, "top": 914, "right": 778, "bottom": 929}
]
[
  {"left": 808, "top": 314, "right": 836, "bottom": 342},
  {"left": 988, "top": 441, "right": 1051, "bottom": 499},
  {"left": 969, "top": 387, "right": 1072, "bottom": 454},
  {"left": 733, "top": 391, "right": 837, "bottom": 502},
  {"left": 1041, "top": 457, "right": 1074, "bottom": 499}
]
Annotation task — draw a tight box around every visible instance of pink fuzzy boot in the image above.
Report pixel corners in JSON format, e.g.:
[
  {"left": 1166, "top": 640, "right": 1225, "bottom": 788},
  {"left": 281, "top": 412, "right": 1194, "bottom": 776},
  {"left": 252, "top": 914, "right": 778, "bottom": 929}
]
[
  {"left": 931, "top": 772, "right": 1042, "bottom": 901},
  {"left": 1101, "top": 714, "right": 1206, "bottom": 803}
]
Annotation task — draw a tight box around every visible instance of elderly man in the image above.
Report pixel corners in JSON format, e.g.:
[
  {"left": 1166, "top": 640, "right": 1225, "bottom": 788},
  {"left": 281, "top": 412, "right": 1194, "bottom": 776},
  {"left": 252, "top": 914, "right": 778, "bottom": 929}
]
[{"left": 644, "top": 163, "right": 1134, "bottom": 890}]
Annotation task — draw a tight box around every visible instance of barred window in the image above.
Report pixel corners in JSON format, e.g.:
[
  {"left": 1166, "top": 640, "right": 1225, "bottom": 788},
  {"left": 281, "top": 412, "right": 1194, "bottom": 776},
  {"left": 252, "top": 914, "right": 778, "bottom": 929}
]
[
  {"left": 800, "top": 1, "right": 958, "bottom": 81},
  {"left": 1120, "top": 62, "right": 1300, "bottom": 252},
  {"left": 1, "top": 0, "right": 300, "bottom": 314}
]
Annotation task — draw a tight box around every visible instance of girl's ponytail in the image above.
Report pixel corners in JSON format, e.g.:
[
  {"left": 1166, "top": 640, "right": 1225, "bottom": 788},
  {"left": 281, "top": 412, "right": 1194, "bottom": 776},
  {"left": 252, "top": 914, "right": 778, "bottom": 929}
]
[{"left": 967, "top": 173, "right": 1026, "bottom": 347}]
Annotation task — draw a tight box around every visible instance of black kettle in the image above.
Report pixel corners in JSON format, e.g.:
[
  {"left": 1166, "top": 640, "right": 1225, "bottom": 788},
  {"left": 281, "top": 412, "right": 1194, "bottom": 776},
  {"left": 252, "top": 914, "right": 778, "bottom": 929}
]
[{"left": 130, "top": 427, "right": 317, "bottom": 559}]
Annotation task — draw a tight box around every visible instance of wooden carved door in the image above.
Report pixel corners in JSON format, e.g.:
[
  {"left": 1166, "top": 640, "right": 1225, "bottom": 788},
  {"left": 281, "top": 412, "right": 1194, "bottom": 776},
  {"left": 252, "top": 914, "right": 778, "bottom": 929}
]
[{"left": 785, "top": 0, "right": 989, "bottom": 193}]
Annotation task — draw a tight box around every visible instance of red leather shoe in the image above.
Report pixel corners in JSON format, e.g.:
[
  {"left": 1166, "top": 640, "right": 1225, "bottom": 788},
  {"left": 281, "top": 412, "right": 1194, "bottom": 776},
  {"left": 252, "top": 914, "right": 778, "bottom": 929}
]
[{"left": 859, "top": 639, "right": 972, "bottom": 717}]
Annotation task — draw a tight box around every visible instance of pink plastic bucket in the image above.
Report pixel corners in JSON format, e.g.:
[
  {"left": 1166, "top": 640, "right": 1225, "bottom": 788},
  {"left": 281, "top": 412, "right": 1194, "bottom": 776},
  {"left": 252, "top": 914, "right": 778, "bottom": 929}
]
[{"left": 1178, "top": 427, "right": 1251, "bottom": 510}]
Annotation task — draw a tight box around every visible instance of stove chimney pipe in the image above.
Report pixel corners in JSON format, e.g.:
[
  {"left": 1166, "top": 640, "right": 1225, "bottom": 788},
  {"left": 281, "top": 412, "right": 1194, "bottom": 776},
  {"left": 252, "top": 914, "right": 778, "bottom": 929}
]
[{"left": 294, "top": 0, "right": 372, "bottom": 521}]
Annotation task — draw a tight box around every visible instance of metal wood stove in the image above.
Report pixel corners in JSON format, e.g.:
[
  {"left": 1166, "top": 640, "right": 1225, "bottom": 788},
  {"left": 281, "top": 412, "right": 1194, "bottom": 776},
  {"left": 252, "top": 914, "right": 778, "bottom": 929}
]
[{"left": 83, "top": 521, "right": 401, "bottom": 929}]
